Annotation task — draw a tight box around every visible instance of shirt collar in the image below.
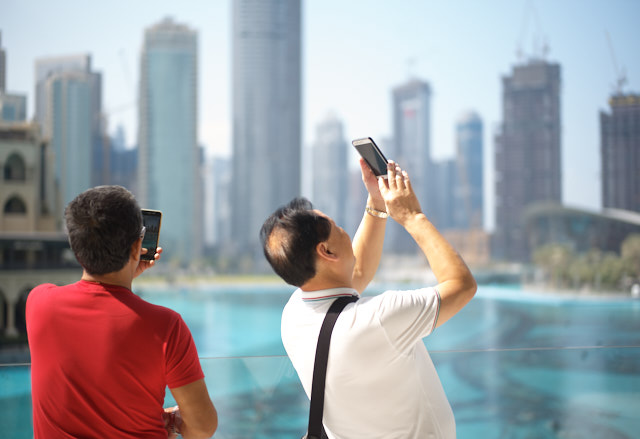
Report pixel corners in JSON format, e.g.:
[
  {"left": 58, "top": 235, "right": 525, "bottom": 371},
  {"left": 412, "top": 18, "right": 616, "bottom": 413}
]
[{"left": 299, "top": 287, "right": 359, "bottom": 302}]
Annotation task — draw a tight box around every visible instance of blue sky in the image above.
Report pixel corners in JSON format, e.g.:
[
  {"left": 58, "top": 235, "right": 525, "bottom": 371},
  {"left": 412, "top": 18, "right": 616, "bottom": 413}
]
[{"left": 2, "top": 0, "right": 639, "bottom": 230}]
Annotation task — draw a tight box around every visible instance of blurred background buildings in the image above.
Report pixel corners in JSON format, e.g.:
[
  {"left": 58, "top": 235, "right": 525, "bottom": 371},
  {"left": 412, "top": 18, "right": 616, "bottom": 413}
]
[{"left": 0, "top": 1, "right": 639, "bottom": 291}]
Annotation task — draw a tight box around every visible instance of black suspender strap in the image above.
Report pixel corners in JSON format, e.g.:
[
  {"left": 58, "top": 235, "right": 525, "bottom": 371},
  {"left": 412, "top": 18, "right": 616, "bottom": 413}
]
[{"left": 307, "top": 295, "right": 359, "bottom": 439}]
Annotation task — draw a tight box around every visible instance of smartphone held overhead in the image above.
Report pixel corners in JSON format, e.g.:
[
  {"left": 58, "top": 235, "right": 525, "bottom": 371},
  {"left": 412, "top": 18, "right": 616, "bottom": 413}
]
[
  {"left": 352, "top": 137, "right": 388, "bottom": 177},
  {"left": 141, "top": 209, "right": 162, "bottom": 261}
]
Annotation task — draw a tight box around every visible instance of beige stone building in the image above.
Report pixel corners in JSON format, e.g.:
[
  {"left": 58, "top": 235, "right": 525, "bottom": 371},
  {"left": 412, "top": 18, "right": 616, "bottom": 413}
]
[{"left": 1, "top": 122, "right": 78, "bottom": 339}]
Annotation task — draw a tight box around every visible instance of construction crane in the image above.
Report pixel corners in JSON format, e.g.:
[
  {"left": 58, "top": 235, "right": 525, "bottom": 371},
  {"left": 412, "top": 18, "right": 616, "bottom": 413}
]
[
  {"left": 516, "top": 0, "right": 549, "bottom": 62},
  {"left": 605, "top": 31, "right": 627, "bottom": 96}
]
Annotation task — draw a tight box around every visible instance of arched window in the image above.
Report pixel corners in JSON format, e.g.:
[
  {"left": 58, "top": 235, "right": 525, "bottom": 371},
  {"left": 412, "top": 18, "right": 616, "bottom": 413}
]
[
  {"left": 4, "top": 196, "right": 27, "bottom": 214},
  {"left": 3, "top": 153, "right": 27, "bottom": 181}
]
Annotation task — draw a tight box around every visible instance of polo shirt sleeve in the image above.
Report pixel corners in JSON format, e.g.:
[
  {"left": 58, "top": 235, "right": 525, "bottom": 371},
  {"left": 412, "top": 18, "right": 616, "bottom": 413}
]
[
  {"left": 164, "top": 315, "right": 205, "bottom": 389},
  {"left": 374, "top": 287, "right": 441, "bottom": 354}
]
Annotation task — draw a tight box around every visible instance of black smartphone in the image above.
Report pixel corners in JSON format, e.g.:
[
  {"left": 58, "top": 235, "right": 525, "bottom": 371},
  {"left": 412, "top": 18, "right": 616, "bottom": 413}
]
[
  {"left": 141, "top": 209, "right": 162, "bottom": 261},
  {"left": 352, "top": 137, "right": 389, "bottom": 177}
]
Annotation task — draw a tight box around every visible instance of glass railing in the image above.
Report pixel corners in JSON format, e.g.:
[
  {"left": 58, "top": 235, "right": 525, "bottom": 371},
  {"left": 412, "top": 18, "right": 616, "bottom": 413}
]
[{"left": 2, "top": 347, "right": 640, "bottom": 438}]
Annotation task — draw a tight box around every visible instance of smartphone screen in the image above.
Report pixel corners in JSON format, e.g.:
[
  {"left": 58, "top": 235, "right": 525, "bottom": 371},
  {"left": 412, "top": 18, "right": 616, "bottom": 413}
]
[
  {"left": 141, "top": 209, "right": 162, "bottom": 261},
  {"left": 352, "top": 137, "right": 388, "bottom": 177}
]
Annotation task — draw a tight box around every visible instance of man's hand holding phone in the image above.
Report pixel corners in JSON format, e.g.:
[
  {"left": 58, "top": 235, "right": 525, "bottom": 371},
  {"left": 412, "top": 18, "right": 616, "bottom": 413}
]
[
  {"left": 352, "top": 137, "right": 389, "bottom": 178},
  {"left": 358, "top": 157, "right": 386, "bottom": 211},
  {"left": 377, "top": 161, "right": 423, "bottom": 226},
  {"left": 134, "top": 246, "right": 163, "bottom": 279}
]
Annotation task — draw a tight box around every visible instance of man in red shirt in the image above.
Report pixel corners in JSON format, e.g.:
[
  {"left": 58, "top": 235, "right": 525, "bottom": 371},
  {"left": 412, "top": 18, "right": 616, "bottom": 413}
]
[{"left": 26, "top": 185, "right": 218, "bottom": 438}]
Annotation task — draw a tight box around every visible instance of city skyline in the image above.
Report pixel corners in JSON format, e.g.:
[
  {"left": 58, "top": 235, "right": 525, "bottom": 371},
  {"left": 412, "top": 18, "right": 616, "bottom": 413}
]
[{"left": 1, "top": 0, "right": 639, "bottom": 231}]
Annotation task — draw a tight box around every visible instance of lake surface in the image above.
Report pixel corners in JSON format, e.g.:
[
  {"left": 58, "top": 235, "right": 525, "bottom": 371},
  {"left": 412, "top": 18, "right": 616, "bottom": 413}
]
[{"left": 2, "top": 283, "right": 639, "bottom": 438}]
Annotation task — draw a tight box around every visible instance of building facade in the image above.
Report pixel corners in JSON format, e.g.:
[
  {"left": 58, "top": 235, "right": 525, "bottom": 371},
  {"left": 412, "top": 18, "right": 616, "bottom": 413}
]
[
  {"left": 0, "top": 123, "right": 56, "bottom": 234},
  {"left": 45, "top": 72, "right": 94, "bottom": 219},
  {"left": 34, "top": 54, "right": 103, "bottom": 213},
  {"left": 524, "top": 202, "right": 640, "bottom": 256},
  {"left": 231, "top": 0, "right": 302, "bottom": 260},
  {"left": 109, "top": 125, "right": 138, "bottom": 194},
  {"left": 0, "top": 93, "right": 26, "bottom": 122},
  {"left": 0, "top": 31, "right": 5, "bottom": 93},
  {"left": 390, "top": 78, "right": 433, "bottom": 253},
  {"left": 138, "top": 17, "right": 201, "bottom": 265},
  {"left": 0, "top": 122, "right": 78, "bottom": 337},
  {"left": 600, "top": 94, "right": 640, "bottom": 213},
  {"left": 311, "top": 114, "right": 348, "bottom": 228},
  {"left": 455, "top": 111, "right": 484, "bottom": 229},
  {"left": 494, "top": 60, "right": 562, "bottom": 262}
]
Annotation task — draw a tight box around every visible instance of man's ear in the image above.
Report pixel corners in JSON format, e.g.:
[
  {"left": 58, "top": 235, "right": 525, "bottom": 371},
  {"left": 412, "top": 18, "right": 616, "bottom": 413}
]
[
  {"left": 316, "top": 242, "right": 338, "bottom": 262},
  {"left": 131, "top": 237, "right": 143, "bottom": 261}
]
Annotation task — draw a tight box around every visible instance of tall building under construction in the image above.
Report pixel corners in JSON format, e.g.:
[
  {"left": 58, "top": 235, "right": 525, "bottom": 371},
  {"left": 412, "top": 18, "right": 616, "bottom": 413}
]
[{"left": 494, "top": 60, "right": 562, "bottom": 262}]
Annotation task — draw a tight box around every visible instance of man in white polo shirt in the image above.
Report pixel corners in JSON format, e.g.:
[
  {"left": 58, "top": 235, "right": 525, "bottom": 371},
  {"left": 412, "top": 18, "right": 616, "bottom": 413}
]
[{"left": 260, "top": 159, "right": 477, "bottom": 439}]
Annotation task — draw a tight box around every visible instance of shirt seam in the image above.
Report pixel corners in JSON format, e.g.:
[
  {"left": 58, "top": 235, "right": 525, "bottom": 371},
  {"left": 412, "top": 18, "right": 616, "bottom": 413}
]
[
  {"left": 430, "top": 287, "right": 441, "bottom": 335},
  {"left": 377, "top": 287, "right": 440, "bottom": 357}
]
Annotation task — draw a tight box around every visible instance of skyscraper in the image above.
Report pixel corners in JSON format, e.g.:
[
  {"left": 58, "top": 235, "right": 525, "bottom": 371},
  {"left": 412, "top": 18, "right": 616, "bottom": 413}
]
[
  {"left": 600, "top": 94, "right": 640, "bottom": 213},
  {"left": 138, "top": 17, "right": 201, "bottom": 265},
  {"left": 109, "top": 125, "right": 138, "bottom": 194},
  {"left": 0, "top": 33, "right": 27, "bottom": 123},
  {"left": 311, "top": 113, "right": 348, "bottom": 227},
  {"left": 432, "top": 158, "right": 457, "bottom": 230},
  {"left": 455, "top": 111, "right": 484, "bottom": 229},
  {"left": 0, "top": 93, "right": 26, "bottom": 122},
  {"left": 494, "top": 60, "right": 562, "bottom": 262},
  {"left": 34, "top": 54, "right": 92, "bottom": 128},
  {"left": 231, "top": 0, "right": 302, "bottom": 259},
  {"left": 390, "top": 78, "right": 433, "bottom": 253},
  {"left": 44, "top": 72, "right": 93, "bottom": 217},
  {"left": 34, "top": 54, "right": 103, "bottom": 209},
  {"left": 0, "top": 31, "right": 5, "bottom": 93},
  {"left": 209, "top": 156, "right": 232, "bottom": 246}
]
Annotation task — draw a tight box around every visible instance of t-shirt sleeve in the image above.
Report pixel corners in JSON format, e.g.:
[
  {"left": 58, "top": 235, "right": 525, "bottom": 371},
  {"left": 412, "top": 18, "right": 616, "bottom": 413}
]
[
  {"left": 375, "top": 287, "right": 441, "bottom": 354},
  {"left": 164, "top": 315, "right": 205, "bottom": 389}
]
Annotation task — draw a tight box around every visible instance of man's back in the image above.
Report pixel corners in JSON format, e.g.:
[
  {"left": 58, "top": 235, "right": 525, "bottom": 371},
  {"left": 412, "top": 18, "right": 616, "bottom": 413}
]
[
  {"left": 281, "top": 287, "right": 456, "bottom": 439},
  {"left": 27, "top": 280, "right": 203, "bottom": 438}
]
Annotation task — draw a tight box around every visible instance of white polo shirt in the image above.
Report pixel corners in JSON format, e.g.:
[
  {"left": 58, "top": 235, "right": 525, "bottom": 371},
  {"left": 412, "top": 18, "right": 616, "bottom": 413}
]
[{"left": 281, "top": 286, "right": 455, "bottom": 439}]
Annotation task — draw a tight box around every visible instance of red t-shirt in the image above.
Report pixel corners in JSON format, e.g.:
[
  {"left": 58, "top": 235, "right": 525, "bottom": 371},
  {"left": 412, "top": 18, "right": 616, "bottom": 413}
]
[{"left": 26, "top": 280, "right": 204, "bottom": 438}]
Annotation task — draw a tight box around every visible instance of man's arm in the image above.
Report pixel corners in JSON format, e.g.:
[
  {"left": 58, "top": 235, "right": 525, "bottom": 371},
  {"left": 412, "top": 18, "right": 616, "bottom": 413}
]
[
  {"left": 351, "top": 158, "right": 387, "bottom": 293},
  {"left": 168, "top": 379, "right": 218, "bottom": 438},
  {"left": 378, "top": 162, "right": 477, "bottom": 327}
]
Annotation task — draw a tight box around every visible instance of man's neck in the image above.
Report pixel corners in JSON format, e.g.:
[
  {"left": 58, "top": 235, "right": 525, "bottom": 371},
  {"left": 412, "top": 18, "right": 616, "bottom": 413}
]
[
  {"left": 300, "top": 276, "right": 353, "bottom": 292},
  {"left": 81, "top": 269, "right": 132, "bottom": 291}
]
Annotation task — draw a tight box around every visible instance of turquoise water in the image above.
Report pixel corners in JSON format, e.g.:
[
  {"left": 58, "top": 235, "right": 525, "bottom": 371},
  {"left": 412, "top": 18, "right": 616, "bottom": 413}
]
[{"left": 2, "top": 284, "right": 640, "bottom": 438}]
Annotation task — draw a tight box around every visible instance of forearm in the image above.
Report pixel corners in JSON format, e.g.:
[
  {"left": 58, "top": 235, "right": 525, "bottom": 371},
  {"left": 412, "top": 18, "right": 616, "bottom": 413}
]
[
  {"left": 169, "top": 380, "right": 218, "bottom": 439},
  {"left": 402, "top": 213, "right": 475, "bottom": 288},
  {"left": 351, "top": 195, "right": 387, "bottom": 293},
  {"left": 178, "top": 407, "right": 218, "bottom": 439}
]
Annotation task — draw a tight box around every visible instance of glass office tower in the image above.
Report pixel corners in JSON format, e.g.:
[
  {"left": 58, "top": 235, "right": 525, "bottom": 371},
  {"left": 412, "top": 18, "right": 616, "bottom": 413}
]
[
  {"left": 231, "top": 0, "right": 302, "bottom": 260},
  {"left": 45, "top": 72, "right": 93, "bottom": 215},
  {"left": 138, "top": 18, "right": 201, "bottom": 265},
  {"left": 34, "top": 54, "right": 102, "bottom": 218}
]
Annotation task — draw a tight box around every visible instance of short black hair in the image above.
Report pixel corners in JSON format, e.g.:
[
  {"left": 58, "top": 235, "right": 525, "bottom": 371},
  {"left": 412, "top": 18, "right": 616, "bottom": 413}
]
[
  {"left": 65, "top": 185, "right": 142, "bottom": 275},
  {"left": 260, "top": 197, "right": 331, "bottom": 287}
]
